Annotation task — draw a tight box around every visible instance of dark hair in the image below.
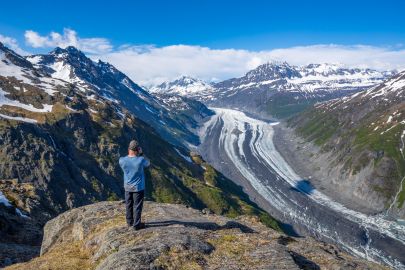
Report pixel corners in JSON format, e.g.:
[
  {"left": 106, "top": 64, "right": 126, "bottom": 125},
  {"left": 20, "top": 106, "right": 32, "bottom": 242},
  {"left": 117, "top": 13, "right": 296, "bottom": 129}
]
[{"left": 128, "top": 140, "right": 139, "bottom": 151}]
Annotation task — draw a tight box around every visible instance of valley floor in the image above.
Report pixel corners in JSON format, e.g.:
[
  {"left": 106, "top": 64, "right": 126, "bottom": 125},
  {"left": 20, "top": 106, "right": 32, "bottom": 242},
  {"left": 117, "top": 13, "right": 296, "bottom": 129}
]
[{"left": 199, "top": 108, "right": 405, "bottom": 269}]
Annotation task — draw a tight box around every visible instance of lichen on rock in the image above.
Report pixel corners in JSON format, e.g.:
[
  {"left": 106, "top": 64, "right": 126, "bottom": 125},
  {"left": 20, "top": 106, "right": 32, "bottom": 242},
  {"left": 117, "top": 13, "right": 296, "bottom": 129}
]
[{"left": 6, "top": 201, "right": 387, "bottom": 270}]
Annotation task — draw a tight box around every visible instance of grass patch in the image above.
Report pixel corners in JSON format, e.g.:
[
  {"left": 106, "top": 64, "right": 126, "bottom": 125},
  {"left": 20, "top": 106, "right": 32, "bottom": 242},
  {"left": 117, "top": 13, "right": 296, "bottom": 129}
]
[{"left": 6, "top": 241, "right": 92, "bottom": 270}]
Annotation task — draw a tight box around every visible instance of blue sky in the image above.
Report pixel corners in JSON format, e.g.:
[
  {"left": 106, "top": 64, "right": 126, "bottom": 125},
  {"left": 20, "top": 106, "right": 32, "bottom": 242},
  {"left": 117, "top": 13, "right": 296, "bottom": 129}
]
[
  {"left": 1, "top": 0, "right": 404, "bottom": 50},
  {"left": 1, "top": 0, "right": 405, "bottom": 84}
]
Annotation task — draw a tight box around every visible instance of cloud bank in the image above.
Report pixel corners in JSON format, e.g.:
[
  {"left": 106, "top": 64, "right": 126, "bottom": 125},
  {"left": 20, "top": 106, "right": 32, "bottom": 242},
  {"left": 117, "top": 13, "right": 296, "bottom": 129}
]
[
  {"left": 0, "top": 34, "right": 28, "bottom": 55},
  {"left": 25, "top": 28, "right": 112, "bottom": 54},
  {"left": 99, "top": 44, "right": 405, "bottom": 85},
  {"left": 5, "top": 28, "right": 405, "bottom": 85}
]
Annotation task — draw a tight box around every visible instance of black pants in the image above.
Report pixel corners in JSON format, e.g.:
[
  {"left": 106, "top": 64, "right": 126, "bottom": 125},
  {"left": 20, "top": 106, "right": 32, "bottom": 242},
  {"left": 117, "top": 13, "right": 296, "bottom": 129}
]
[{"left": 125, "top": 190, "right": 144, "bottom": 227}]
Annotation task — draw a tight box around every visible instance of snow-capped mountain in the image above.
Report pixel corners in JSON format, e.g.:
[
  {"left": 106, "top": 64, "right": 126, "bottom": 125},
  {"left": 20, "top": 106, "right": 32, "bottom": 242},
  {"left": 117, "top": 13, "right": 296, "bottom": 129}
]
[
  {"left": 26, "top": 47, "right": 209, "bottom": 146},
  {"left": 213, "top": 62, "right": 394, "bottom": 97},
  {"left": 209, "top": 62, "right": 395, "bottom": 118},
  {"left": 154, "top": 63, "right": 395, "bottom": 119},
  {"left": 27, "top": 46, "right": 152, "bottom": 101},
  {"left": 0, "top": 43, "right": 77, "bottom": 120},
  {"left": 149, "top": 76, "right": 215, "bottom": 98}
]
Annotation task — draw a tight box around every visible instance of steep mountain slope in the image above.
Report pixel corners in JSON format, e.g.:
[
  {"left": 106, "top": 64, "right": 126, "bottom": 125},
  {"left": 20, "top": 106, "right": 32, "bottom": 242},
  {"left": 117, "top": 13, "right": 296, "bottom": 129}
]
[
  {"left": 287, "top": 70, "right": 405, "bottom": 217},
  {"left": 153, "top": 93, "right": 214, "bottom": 133},
  {"left": 0, "top": 43, "right": 278, "bottom": 266},
  {"left": 27, "top": 47, "right": 204, "bottom": 146}
]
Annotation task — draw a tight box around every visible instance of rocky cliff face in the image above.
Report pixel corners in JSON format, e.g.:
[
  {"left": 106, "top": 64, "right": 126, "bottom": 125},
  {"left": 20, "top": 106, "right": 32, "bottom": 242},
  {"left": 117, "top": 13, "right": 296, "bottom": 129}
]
[
  {"left": 6, "top": 201, "right": 386, "bottom": 270},
  {"left": 152, "top": 93, "right": 214, "bottom": 131}
]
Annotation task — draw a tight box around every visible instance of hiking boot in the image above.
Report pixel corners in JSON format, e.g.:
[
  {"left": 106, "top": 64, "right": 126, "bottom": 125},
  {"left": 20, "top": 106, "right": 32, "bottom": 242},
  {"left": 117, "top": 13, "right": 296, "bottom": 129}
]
[{"left": 135, "top": 222, "right": 146, "bottom": 230}]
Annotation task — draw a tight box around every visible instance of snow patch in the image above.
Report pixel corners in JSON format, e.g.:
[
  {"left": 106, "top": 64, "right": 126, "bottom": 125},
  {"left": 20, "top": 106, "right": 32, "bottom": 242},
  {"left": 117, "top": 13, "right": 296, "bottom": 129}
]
[
  {"left": 0, "top": 190, "right": 29, "bottom": 218},
  {"left": 0, "top": 190, "right": 12, "bottom": 207},
  {"left": 0, "top": 113, "right": 38, "bottom": 123},
  {"left": 175, "top": 148, "right": 192, "bottom": 163},
  {"left": 0, "top": 88, "right": 53, "bottom": 113}
]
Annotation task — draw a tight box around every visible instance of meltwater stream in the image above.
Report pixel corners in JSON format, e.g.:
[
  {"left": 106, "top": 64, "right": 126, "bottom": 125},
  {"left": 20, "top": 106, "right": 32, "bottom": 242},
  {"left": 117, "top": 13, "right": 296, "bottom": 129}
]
[{"left": 199, "top": 108, "right": 405, "bottom": 269}]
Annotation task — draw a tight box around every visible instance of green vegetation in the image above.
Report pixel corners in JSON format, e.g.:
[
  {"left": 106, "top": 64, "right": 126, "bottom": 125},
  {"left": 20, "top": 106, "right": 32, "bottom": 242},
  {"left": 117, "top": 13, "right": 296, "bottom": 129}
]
[
  {"left": 107, "top": 192, "right": 119, "bottom": 201},
  {"left": 290, "top": 103, "right": 405, "bottom": 208},
  {"left": 267, "top": 102, "right": 314, "bottom": 119},
  {"left": 203, "top": 165, "right": 218, "bottom": 187},
  {"left": 144, "top": 156, "right": 281, "bottom": 231},
  {"left": 293, "top": 110, "right": 339, "bottom": 146},
  {"left": 354, "top": 123, "right": 405, "bottom": 206}
]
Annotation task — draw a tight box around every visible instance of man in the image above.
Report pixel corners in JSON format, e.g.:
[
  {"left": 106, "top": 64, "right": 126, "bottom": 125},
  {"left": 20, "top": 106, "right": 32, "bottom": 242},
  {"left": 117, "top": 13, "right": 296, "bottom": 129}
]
[{"left": 119, "top": 140, "right": 150, "bottom": 230}]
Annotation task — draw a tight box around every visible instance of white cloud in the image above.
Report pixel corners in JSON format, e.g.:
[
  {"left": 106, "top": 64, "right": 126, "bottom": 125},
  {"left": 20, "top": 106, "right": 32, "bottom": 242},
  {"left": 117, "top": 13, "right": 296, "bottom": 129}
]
[
  {"left": 24, "top": 28, "right": 112, "bottom": 54},
  {"left": 97, "top": 44, "right": 405, "bottom": 86},
  {"left": 17, "top": 28, "right": 405, "bottom": 85},
  {"left": 0, "top": 34, "right": 28, "bottom": 55}
]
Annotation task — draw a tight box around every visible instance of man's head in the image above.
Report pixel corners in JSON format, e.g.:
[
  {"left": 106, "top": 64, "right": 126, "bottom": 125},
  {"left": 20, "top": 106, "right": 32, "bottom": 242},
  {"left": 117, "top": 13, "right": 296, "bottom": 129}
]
[{"left": 128, "top": 140, "right": 139, "bottom": 156}]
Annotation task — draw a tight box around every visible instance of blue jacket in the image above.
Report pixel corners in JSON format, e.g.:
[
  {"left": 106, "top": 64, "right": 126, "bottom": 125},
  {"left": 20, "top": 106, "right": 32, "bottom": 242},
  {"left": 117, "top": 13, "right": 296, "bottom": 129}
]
[{"left": 119, "top": 156, "right": 150, "bottom": 192}]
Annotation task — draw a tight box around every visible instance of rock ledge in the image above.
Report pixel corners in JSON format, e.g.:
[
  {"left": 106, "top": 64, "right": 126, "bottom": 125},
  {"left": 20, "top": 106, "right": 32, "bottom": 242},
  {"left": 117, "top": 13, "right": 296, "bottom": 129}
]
[{"left": 7, "top": 201, "right": 387, "bottom": 270}]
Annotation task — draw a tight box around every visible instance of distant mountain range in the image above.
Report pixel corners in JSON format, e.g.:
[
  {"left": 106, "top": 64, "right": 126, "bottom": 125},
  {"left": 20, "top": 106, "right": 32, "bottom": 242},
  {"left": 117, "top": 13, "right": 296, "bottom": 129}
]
[{"left": 151, "top": 62, "right": 395, "bottom": 118}]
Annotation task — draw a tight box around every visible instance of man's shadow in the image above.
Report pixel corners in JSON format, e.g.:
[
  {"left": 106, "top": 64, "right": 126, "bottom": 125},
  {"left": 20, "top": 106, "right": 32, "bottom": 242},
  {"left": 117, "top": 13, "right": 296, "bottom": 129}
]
[
  {"left": 291, "top": 180, "right": 315, "bottom": 195},
  {"left": 146, "top": 220, "right": 255, "bottom": 233}
]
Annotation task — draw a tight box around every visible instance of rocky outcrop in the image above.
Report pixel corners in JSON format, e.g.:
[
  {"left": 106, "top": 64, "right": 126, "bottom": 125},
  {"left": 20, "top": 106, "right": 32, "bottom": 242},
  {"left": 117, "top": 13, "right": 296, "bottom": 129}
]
[{"left": 7, "top": 201, "right": 386, "bottom": 270}]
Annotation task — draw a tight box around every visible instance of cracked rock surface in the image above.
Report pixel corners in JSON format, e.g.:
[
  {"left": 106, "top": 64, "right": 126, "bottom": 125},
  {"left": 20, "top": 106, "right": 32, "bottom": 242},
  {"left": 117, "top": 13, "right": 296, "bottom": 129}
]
[{"left": 7, "top": 201, "right": 387, "bottom": 270}]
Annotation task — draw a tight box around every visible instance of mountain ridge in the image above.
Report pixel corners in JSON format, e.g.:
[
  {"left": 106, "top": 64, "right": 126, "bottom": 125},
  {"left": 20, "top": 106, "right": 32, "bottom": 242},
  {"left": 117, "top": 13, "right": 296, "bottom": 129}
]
[
  {"left": 26, "top": 46, "right": 211, "bottom": 147},
  {"left": 151, "top": 62, "right": 395, "bottom": 118}
]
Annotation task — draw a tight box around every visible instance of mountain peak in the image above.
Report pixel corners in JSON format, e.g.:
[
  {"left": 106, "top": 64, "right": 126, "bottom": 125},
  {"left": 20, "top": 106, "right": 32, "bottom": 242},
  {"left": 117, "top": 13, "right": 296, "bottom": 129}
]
[
  {"left": 50, "top": 47, "right": 65, "bottom": 54},
  {"left": 246, "top": 61, "right": 301, "bottom": 80},
  {"left": 150, "top": 76, "right": 213, "bottom": 96},
  {"left": 174, "top": 75, "right": 202, "bottom": 85},
  {"left": 65, "top": 45, "right": 80, "bottom": 52},
  {"left": 50, "top": 46, "right": 85, "bottom": 59}
]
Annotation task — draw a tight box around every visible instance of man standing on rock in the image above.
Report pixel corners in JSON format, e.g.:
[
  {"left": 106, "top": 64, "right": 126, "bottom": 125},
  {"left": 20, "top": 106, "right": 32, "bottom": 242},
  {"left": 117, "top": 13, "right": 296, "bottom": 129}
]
[{"left": 119, "top": 140, "right": 150, "bottom": 231}]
